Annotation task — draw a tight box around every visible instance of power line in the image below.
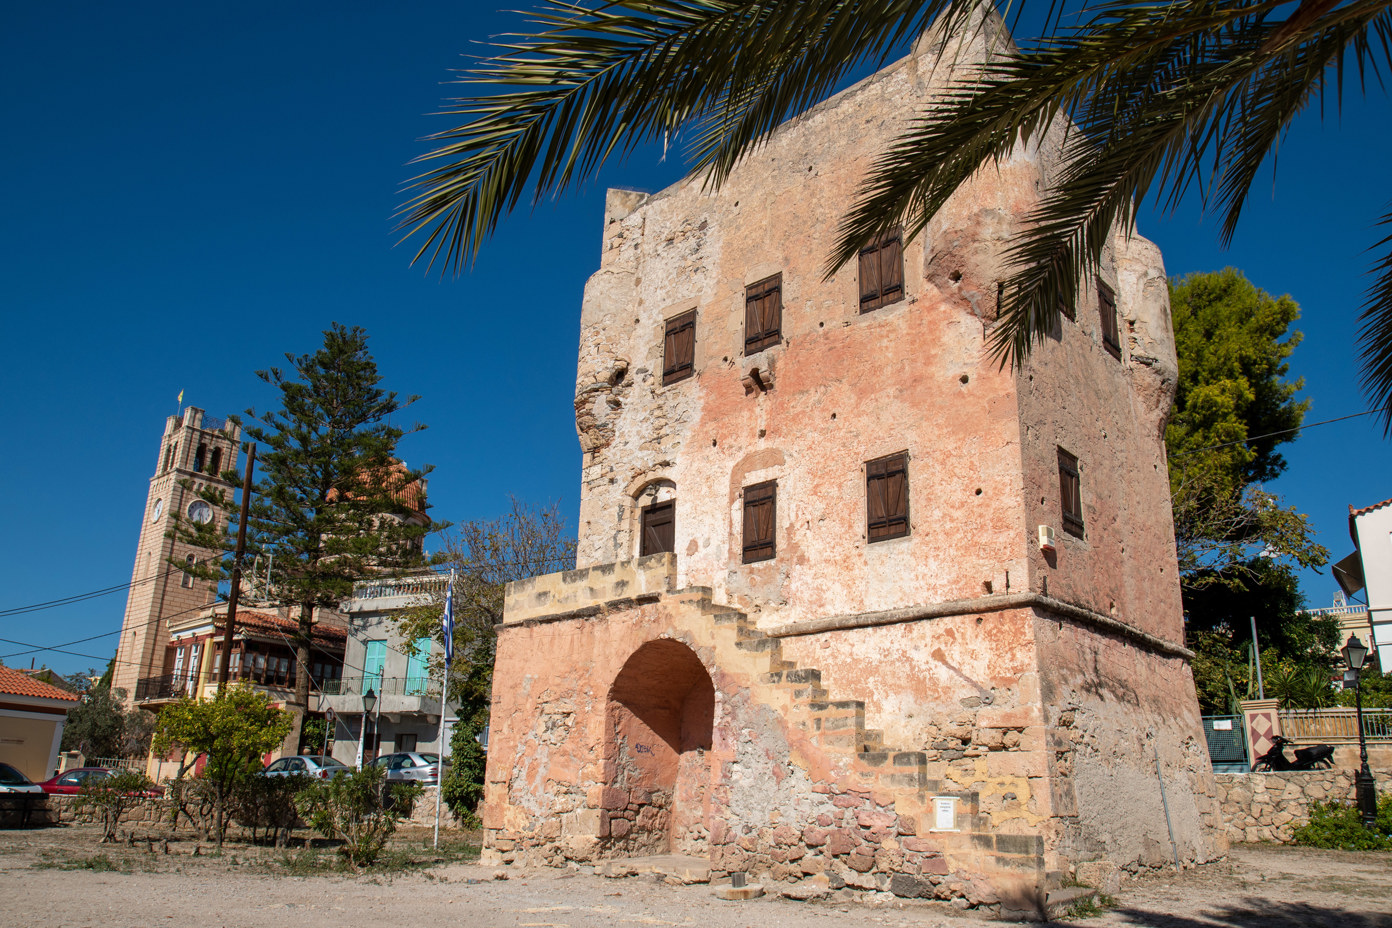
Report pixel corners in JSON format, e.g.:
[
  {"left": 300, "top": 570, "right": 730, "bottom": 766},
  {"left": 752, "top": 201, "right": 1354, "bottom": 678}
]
[
  {"left": 1170, "top": 410, "right": 1380, "bottom": 458},
  {"left": 0, "top": 565, "right": 184, "bottom": 618}
]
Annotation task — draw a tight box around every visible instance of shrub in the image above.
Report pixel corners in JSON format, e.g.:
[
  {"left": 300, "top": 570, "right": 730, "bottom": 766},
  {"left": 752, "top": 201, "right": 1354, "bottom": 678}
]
[
  {"left": 231, "top": 773, "right": 311, "bottom": 847},
  {"left": 73, "top": 771, "right": 157, "bottom": 843},
  {"left": 295, "top": 765, "right": 421, "bottom": 869},
  {"left": 1290, "top": 794, "right": 1392, "bottom": 851}
]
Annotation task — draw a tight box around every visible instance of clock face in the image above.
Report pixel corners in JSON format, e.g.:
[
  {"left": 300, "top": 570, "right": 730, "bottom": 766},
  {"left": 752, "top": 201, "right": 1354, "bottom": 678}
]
[
  {"left": 188, "top": 500, "right": 214, "bottom": 525},
  {"left": 150, "top": 498, "right": 164, "bottom": 523}
]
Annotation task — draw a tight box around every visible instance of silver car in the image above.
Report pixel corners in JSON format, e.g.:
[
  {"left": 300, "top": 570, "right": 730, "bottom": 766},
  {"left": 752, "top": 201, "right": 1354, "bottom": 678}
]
[
  {"left": 368, "top": 752, "right": 447, "bottom": 785},
  {"left": 261, "top": 755, "right": 349, "bottom": 779},
  {"left": 0, "top": 762, "right": 42, "bottom": 794}
]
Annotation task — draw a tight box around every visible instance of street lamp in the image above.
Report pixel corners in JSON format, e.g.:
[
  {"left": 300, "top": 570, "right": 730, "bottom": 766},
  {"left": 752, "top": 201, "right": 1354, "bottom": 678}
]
[
  {"left": 1341, "top": 634, "right": 1378, "bottom": 830},
  {"left": 355, "top": 688, "right": 377, "bottom": 769}
]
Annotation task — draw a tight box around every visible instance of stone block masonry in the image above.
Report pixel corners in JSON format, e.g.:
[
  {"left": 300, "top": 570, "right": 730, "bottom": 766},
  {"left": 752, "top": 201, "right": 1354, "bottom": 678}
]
[{"left": 1213, "top": 769, "right": 1392, "bottom": 844}]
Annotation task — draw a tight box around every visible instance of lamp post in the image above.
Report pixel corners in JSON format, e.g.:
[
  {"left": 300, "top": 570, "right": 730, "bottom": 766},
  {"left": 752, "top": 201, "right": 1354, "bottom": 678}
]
[
  {"left": 1341, "top": 634, "right": 1378, "bottom": 830},
  {"left": 355, "top": 688, "right": 377, "bottom": 769}
]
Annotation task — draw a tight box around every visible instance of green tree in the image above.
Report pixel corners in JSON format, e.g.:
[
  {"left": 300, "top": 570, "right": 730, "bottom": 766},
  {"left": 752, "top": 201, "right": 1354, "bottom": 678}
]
[
  {"left": 62, "top": 661, "right": 152, "bottom": 760},
  {"left": 399, "top": 0, "right": 1392, "bottom": 428},
  {"left": 151, "top": 686, "right": 292, "bottom": 848},
  {"left": 175, "top": 324, "right": 437, "bottom": 752},
  {"left": 1166, "top": 269, "right": 1326, "bottom": 586},
  {"left": 391, "top": 499, "right": 575, "bottom": 822}
]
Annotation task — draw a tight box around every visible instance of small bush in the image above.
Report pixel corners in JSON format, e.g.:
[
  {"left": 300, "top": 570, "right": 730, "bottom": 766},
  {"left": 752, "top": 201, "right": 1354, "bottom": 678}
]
[
  {"left": 231, "top": 773, "right": 311, "bottom": 846},
  {"left": 1290, "top": 794, "right": 1392, "bottom": 851},
  {"left": 73, "top": 771, "right": 157, "bottom": 843},
  {"left": 295, "top": 765, "right": 421, "bottom": 869}
]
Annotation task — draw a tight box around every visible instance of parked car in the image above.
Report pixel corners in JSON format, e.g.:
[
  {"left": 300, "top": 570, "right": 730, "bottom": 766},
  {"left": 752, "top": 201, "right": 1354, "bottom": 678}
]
[
  {"left": 367, "top": 751, "right": 448, "bottom": 785},
  {"left": 261, "top": 755, "right": 349, "bottom": 779},
  {"left": 36, "top": 767, "right": 162, "bottom": 797},
  {"left": 0, "top": 762, "right": 42, "bottom": 794}
]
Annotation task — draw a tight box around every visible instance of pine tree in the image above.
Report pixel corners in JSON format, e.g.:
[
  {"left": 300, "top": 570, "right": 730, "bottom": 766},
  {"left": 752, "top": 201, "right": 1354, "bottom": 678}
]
[{"left": 178, "top": 324, "right": 436, "bottom": 752}]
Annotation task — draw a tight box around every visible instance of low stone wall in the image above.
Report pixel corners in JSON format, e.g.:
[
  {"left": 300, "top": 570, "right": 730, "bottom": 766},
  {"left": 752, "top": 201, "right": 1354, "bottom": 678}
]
[
  {"left": 44, "top": 795, "right": 170, "bottom": 826},
  {"left": 1213, "top": 768, "right": 1391, "bottom": 843}
]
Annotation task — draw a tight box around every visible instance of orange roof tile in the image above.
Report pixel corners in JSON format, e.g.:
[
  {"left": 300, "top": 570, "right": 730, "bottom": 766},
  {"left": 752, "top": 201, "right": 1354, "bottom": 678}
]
[
  {"left": 215, "top": 610, "right": 347, "bottom": 642},
  {"left": 1350, "top": 497, "right": 1392, "bottom": 518},
  {"left": 0, "top": 665, "right": 81, "bottom": 702}
]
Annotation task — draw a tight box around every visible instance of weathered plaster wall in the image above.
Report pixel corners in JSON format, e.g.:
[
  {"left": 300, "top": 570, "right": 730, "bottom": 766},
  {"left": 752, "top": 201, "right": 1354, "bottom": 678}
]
[{"left": 572, "top": 22, "right": 1038, "bottom": 627}]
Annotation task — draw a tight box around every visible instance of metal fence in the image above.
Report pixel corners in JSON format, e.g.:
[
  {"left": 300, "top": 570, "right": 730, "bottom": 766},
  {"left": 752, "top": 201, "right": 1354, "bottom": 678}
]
[
  {"left": 1202, "top": 715, "right": 1248, "bottom": 769},
  {"left": 1279, "top": 708, "right": 1392, "bottom": 742},
  {"left": 86, "top": 756, "right": 145, "bottom": 772},
  {"left": 320, "top": 674, "right": 439, "bottom": 698}
]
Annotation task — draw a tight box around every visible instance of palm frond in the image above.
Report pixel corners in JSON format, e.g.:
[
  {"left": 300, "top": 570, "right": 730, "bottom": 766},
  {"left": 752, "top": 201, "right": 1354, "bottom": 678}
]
[
  {"left": 1360, "top": 208, "right": 1392, "bottom": 431},
  {"left": 398, "top": 0, "right": 986, "bottom": 274}
]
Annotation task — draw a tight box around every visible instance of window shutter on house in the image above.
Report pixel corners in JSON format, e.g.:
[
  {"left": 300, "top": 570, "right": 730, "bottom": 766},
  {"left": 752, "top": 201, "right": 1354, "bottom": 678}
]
[
  {"left": 1098, "top": 281, "right": 1120, "bottom": 358},
  {"left": 1058, "top": 448, "right": 1083, "bottom": 536},
  {"left": 866, "top": 453, "right": 909, "bottom": 541},
  {"left": 859, "top": 234, "right": 904, "bottom": 312},
  {"left": 663, "top": 311, "right": 696, "bottom": 384},
  {"left": 745, "top": 275, "right": 782, "bottom": 353},
  {"left": 640, "top": 500, "right": 676, "bottom": 556},
  {"left": 742, "top": 481, "right": 777, "bottom": 562}
]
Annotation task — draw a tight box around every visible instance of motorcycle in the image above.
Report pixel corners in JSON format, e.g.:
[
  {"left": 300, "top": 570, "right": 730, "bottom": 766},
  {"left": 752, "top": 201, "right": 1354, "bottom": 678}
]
[{"left": 1251, "top": 734, "right": 1335, "bottom": 771}]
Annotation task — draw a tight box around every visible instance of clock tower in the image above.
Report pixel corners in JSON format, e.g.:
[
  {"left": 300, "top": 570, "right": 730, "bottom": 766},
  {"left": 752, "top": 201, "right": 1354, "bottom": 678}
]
[{"left": 111, "top": 406, "right": 241, "bottom": 703}]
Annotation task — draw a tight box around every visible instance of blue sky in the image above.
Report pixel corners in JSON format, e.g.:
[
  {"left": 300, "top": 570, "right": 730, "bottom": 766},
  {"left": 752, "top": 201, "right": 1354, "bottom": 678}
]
[{"left": 2, "top": 2, "right": 1387, "bottom": 676}]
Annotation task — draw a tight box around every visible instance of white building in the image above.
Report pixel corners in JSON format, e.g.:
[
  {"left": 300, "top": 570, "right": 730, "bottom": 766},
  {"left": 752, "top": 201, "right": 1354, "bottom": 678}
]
[{"left": 1335, "top": 497, "right": 1392, "bottom": 669}]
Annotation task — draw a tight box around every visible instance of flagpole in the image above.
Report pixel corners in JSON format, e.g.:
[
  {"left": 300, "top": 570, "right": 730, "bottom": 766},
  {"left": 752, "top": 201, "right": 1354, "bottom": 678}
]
[{"left": 433, "top": 569, "right": 455, "bottom": 850}]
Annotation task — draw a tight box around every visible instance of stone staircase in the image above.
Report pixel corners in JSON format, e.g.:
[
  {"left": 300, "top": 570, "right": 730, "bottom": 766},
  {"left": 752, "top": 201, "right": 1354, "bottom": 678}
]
[{"left": 681, "top": 591, "right": 931, "bottom": 803}]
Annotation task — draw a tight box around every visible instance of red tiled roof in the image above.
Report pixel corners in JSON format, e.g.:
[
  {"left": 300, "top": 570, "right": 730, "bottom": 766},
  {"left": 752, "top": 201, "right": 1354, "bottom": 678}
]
[
  {"left": 0, "top": 665, "right": 80, "bottom": 702},
  {"left": 1349, "top": 497, "right": 1392, "bottom": 543},
  {"left": 216, "top": 610, "right": 347, "bottom": 643},
  {"left": 1350, "top": 497, "right": 1392, "bottom": 518}
]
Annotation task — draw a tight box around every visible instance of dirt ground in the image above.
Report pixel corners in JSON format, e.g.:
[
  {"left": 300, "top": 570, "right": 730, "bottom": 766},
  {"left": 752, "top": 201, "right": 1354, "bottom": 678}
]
[{"left": 1, "top": 825, "right": 1389, "bottom": 928}]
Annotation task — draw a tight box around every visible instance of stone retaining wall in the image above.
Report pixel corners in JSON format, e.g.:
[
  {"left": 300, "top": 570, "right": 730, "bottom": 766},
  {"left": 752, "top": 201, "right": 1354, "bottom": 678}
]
[
  {"left": 43, "top": 795, "right": 170, "bottom": 826},
  {"left": 1212, "top": 768, "right": 1391, "bottom": 843}
]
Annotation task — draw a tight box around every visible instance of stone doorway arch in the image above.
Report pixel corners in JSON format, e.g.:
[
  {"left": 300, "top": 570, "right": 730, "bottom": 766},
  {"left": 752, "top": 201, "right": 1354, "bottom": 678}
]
[{"left": 603, "top": 638, "right": 715, "bottom": 857}]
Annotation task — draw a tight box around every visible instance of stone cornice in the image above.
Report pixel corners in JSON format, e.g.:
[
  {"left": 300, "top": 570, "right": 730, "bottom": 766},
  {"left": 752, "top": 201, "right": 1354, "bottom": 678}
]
[{"left": 765, "top": 592, "right": 1193, "bottom": 660}]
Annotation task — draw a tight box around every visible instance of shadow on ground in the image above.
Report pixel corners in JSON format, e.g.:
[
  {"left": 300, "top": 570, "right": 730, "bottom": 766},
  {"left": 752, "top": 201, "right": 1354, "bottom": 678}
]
[{"left": 1111, "top": 899, "right": 1392, "bottom": 928}]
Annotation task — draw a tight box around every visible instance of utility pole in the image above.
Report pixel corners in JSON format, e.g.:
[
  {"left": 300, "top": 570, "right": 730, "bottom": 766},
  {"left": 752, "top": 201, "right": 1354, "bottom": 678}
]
[{"left": 217, "top": 443, "right": 256, "bottom": 688}]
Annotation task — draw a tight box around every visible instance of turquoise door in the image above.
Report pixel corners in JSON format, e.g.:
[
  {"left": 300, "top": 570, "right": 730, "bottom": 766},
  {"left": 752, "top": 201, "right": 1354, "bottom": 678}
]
[
  {"left": 406, "top": 637, "right": 430, "bottom": 695},
  {"left": 363, "top": 640, "right": 386, "bottom": 693}
]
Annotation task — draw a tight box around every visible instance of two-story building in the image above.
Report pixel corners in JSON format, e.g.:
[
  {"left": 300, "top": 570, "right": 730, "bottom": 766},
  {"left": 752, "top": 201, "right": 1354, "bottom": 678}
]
[{"left": 320, "top": 572, "right": 454, "bottom": 765}]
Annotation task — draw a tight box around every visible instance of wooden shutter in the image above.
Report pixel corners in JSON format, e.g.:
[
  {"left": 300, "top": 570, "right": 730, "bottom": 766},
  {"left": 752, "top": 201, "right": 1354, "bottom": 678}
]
[
  {"left": 1098, "top": 281, "right": 1120, "bottom": 358},
  {"left": 1058, "top": 448, "right": 1083, "bottom": 536},
  {"left": 640, "top": 500, "right": 676, "bottom": 556},
  {"left": 742, "top": 481, "right": 777, "bottom": 562},
  {"left": 866, "top": 452, "right": 909, "bottom": 542},
  {"left": 745, "top": 274, "right": 782, "bottom": 354},
  {"left": 662, "top": 311, "right": 696, "bottom": 385},
  {"left": 859, "top": 234, "right": 904, "bottom": 313}
]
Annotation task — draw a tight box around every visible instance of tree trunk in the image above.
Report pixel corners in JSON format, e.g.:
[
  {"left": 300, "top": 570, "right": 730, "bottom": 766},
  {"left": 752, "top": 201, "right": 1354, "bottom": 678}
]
[
  {"left": 214, "top": 787, "right": 225, "bottom": 851},
  {"left": 280, "top": 601, "right": 316, "bottom": 756}
]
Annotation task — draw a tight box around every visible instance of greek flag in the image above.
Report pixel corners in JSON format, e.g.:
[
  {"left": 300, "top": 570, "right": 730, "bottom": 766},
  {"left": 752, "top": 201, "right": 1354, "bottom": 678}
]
[{"left": 442, "top": 572, "right": 455, "bottom": 667}]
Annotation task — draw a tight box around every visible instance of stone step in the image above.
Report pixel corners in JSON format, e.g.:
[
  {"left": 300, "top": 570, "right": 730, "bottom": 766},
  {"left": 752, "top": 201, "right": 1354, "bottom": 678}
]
[{"left": 597, "top": 854, "right": 711, "bottom": 884}]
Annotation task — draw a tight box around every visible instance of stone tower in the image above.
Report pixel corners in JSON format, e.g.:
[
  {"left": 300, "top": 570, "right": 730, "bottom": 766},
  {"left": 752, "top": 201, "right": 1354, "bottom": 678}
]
[
  {"left": 482, "top": 19, "right": 1222, "bottom": 915},
  {"left": 111, "top": 407, "right": 240, "bottom": 702}
]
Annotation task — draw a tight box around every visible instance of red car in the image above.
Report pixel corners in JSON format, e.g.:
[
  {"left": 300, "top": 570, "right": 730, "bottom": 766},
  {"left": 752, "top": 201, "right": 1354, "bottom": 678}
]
[{"left": 38, "top": 767, "right": 162, "bottom": 797}]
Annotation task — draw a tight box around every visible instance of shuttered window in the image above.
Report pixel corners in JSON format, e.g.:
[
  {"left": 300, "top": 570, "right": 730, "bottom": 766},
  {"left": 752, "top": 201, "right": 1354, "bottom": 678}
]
[
  {"left": 1058, "top": 448, "right": 1083, "bottom": 537},
  {"left": 1098, "top": 281, "right": 1120, "bottom": 359},
  {"left": 866, "top": 452, "right": 909, "bottom": 542},
  {"left": 640, "top": 500, "right": 676, "bottom": 556},
  {"left": 742, "top": 481, "right": 777, "bottom": 563},
  {"left": 859, "top": 234, "right": 904, "bottom": 312},
  {"left": 662, "top": 310, "right": 696, "bottom": 385},
  {"left": 745, "top": 274, "right": 782, "bottom": 354}
]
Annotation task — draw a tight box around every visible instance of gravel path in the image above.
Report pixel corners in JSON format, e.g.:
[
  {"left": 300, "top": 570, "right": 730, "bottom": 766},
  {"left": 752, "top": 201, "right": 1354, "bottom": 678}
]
[{"left": 2, "top": 826, "right": 1388, "bottom": 928}]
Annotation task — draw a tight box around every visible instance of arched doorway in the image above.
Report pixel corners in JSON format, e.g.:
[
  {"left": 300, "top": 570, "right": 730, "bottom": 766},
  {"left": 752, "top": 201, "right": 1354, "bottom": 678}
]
[{"left": 604, "top": 638, "right": 715, "bottom": 857}]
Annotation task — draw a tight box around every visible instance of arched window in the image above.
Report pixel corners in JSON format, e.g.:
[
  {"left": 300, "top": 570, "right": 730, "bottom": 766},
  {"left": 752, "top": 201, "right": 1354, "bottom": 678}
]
[
  {"left": 193, "top": 444, "right": 208, "bottom": 473},
  {"left": 209, "top": 447, "right": 222, "bottom": 476}
]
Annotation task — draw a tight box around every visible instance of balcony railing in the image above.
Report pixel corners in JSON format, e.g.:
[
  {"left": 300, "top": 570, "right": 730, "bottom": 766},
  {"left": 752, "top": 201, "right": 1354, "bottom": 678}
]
[
  {"left": 350, "top": 574, "right": 447, "bottom": 602},
  {"left": 320, "top": 674, "right": 440, "bottom": 698},
  {"left": 1280, "top": 707, "right": 1392, "bottom": 742},
  {"left": 134, "top": 674, "right": 197, "bottom": 701}
]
